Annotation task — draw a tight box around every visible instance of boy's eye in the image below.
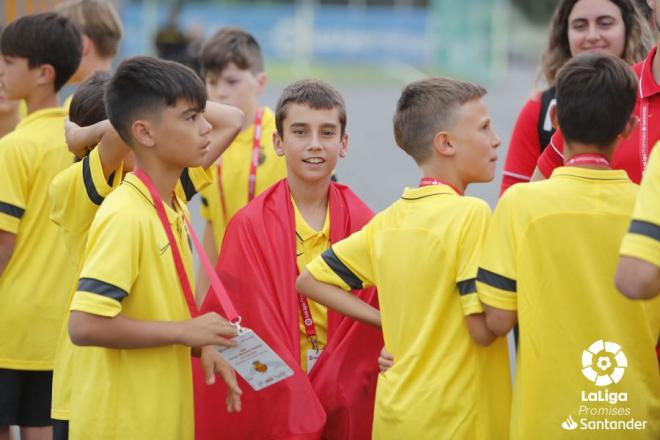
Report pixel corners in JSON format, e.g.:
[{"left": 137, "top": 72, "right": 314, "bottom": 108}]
[
  {"left": 321, "top": 130, "right": 335, "bottom": 136},
  {"left": 292, "top": 129, "right": 306, "bottom": 135}
]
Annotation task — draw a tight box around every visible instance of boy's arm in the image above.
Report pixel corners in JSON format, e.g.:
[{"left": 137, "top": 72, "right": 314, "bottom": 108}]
[
  {"left": 296, "top": 270, "right": 380, "bottom": 327},
  {"left": 0, "top": 231, "right": 16, "bottom": 277},
  {"left": 482, "top": 305, "right": 518, "bottom": 336},
  {"left": 201, "top": 101, "right": 244, "bottom": 169},
  {"left": 0, "top": 141, "right": 29, "bottom": 275},
  {"left": 65, "top": 118, "right": 130, "bottom": 178},
  {"left": 296, "top": 224, "right": 380, "bottom": 327},
  {"left": 455, "top": 201, "right": 498, "bottom": 346},
  {"left": 616, "top": 255, "right": 660, "bottom": 300},
  {"left": 69, "top": 310, "right": 237, "bottom": 349},
  {"left": 477, "top": 193, "right": 521, "bottom": 335}
]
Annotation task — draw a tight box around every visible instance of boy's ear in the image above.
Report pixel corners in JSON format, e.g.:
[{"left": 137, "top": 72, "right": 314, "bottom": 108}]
[
  {"left": 255, "top": 72, "right": 268, "bottom": 96},
  {"left": 35, "top": 64, "right": 56, "bottom": 88},
  {"left": 432, "top": 131, "right": 454, "bottom": 157},
  {"left": 549, "top": 103, "right": 559, "bottom": 130},
  {"left": 131, "top": 119, "right": 156, "bottom": 148},
  {"left": 81, "top": 35, "right": 93, "bottom": 56},
  {"left": 620, "top": 115, "right": 639, "bottom": 140},
  {"left": 273, "top": 131, "right": 285, "bottom": 156},
  {"left": 338, "top": 132, "right": 349, "bottom": 158}
]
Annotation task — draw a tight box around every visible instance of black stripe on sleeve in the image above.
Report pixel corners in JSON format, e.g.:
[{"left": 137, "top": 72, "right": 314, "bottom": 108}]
[
  {"left": 629, "top": 220, "right": 660, "bottom": 241},
  {"left": 0, "top": 201, "right": 25, "bottom": 219},
  {"left": 78, "top": 277, "right": 128, "bottom": 302},
  {"left": 457, "top": 278, "right": 477, "bottom": 296},
  {"left": 201, "top": 196, "right": 209, "bottom": 207},
  {"left": 82, "top": 156, "right": 105, "bottom": 205},
  {"left": 320, "top": 248, "right": 363, "bottom": 290},
  {"left": 477, "top": 268, "right": 517, "bottom": 292},
  {"left": 179, "top": 168, "right": 196, "bottom": 201}
]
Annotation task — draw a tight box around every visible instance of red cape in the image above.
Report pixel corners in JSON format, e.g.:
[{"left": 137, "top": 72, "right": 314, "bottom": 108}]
[{"left": 195, "top": 180, "right": 382, "bottom": 440}]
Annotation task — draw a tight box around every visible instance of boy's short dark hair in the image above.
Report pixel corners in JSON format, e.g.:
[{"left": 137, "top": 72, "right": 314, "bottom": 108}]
[
  {"left": 0, "top": 13, "right": 82, "bottom": 92},
  {"left": 275, "top": 79, "right": 347, "bottom": 137},
  {"left": 556, "top": 53, "right": 637, "bottom": 148},
  {"left": 393, "top": 77, "right": 486, "bottom": 164},
  {"left": 201, "top": 27, "right": 264, "bottom": 75},
  {"left": 55, "top": 0, "right": 123, "bottom": 58},
  {"left": 105, "top": 56, "right": 207, "bottom": 147},
  {"left": 70, "top": 71, "right": 111, "bottom": 127}
]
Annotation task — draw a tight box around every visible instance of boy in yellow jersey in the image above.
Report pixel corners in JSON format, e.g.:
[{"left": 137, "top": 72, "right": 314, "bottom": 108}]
[
  {"left": 49, "top": 72, "right": 243, "bottom": 440},
  {"left": 66, "top": 57, "right": 240, "bottom": 440},
  {"left": 197, "top": 79, "right": 382, "bottom": 440},
  {"left": 195, "top": 27, "right": 286, "bottom": 299},
  {"left": 54, "top": 0, "right": 123, "bottom": 87},
  {"left": 0, "top": 14, "right": 82, "bottom": 440},
  {"left": 617, "top": 143, "right": 660, "bottom": 299},
  {"left": 296, "top": 77, "right": 511, "bottom": 439},
  {"left": 478, "top": 53, "right": 660, "bottom": 439}
]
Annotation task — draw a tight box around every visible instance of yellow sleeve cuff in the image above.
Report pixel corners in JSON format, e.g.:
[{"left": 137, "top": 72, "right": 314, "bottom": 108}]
[
  {"left": 477, "top": 281, "right": 518, "bottom": 311},
  {"left": 0, "top": 212, "right": 20, "bottom": 234},
  {"left": 461, "top": 293, "right": 485, "bottom": 316},
  {"left": 89, "top": 147, "right": 122, "bottom": 198},
  {"left": 620, "top": 233, "right": 660, "bottom": 267},
  {"left": 70, "top": 291, "right": 121, "bottom": 317},
  {"left": 306, "top": 255, "right": 352, "bottom": 291}
]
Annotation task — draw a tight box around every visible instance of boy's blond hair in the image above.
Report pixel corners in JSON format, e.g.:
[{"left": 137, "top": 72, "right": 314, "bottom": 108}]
[
  {"left": 55, "top": 0, "right": 123, "bottom": 58},
  {"left": 393, "top": 77, "right": 486, "bottom": 164}
]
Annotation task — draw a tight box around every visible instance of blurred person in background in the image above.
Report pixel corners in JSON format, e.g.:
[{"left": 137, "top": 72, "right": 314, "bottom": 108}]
[{"left": 500, "top": 0, "right": 652, "bottom": 194}]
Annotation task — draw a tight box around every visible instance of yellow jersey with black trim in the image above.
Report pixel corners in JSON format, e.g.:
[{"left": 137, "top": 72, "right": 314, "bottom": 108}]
[
  {"left": 200, "top": 107, "right": 286, "bottom": 250},
  {"left": 477, "top": 166, "right": 660, "bottom": 440},
  {"left": 68, "top": 173, "right": 195, "bottom": 439},
  {"left": 293, "top": 198, "right": 329, "bottom": 372},
  {"left": 620, "top": 145, "right": 660, "bottom": 267},
  {"left": 306, "top": 184, "right": 511, "bottom": 439},
  {"left": 0, "top": 107, "right": 77, "bottom": 370},
  {"left": 49, "top": 147, "right": 123, "bottom": 420}
]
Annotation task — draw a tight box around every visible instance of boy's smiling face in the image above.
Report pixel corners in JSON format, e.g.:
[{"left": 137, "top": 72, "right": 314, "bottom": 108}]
[
  {"left": 273, "top": 103, "right": 347, "bottom": 184},
  {"left": 448, "top": 98, "right": 501, "bottom": 184}
]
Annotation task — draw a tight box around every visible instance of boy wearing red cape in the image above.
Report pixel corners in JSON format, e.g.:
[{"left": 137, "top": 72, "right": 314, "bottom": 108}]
[{"left": 196, "top": 79, "right": 383, "bottom": 440}]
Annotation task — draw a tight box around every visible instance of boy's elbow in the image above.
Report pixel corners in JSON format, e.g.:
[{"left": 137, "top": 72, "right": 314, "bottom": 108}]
[
  {"left": 230, "top": 107, "right": 245, "bottom": 131},
  {"left": 295, "top": 270, "right": 313, "bottom": 296},
  {"left": 68, "top": 311, "right": 95, "bottom": 346},
  {"left": 615, "top": 257, "right": 660, "bottom": 300},
  {"left": 483, "top": 306, "right": 516, "bottom": 336}
]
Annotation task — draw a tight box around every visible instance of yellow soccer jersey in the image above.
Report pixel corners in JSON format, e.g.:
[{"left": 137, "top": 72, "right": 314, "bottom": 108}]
[
  {"left": 49, "top": 147, "right": 123, "bottom": 420},
  {"left": 620, "top": 145, "right": 660, "bottom": 267},
  {"left": 0, "top": 107, "right": 77, "bottom": 370},
  {"left": 68, "top": 173, "right": 195, "bottom": 439},
  {"left": 293, "top": 198, "right": 329, "bottom": 372},
  {"left": 478, "top": 167, "right": 660, "bottom": 440},
  {"left": 200, "top": 107, "right": 286, "bottom": 250},
  {"left": 306, "top": 184, "right": 511, "bottom": 439}
]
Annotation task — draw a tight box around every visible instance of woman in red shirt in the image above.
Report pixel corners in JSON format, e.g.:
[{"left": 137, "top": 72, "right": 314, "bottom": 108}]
[{"left": 501, "top": 0, "right": 652, "bottom": 195}]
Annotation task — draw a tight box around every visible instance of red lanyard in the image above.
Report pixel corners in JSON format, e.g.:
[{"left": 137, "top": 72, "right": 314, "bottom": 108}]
[
  {"left": 217, "top": 107, "right": 264, "bottom": 220},
  {"left": 419, "top": 177, "right": 463, "bottom": 195},
  {"left": 640, "top": 98, "right": 650, "bottom": 174},
  {"left": 134, "top": 169, "right": 240, "bottom": 323},
  {"left": 564, "top": 153, "right": 611, "bottom": 168},
  {"left": 298, "top": 294, "right": 319, "bottom": 350}
]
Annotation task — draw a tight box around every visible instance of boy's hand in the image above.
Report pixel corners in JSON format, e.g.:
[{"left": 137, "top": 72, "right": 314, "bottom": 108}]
[
  {"left": 177, "top": 312, "right": 238, "bottom": 348},
  {"left": 64, "top": 118, "right": 108, "bottom": 158},
  {"left": 378, "top": 346, "right": 394, "bottom": 373},
  {"left": 201, "top": 345, "right": 242, "bottom": 413}
]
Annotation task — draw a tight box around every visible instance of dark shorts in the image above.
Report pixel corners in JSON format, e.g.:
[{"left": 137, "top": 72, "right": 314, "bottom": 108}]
[
  {"left": 52, "top": 419, "right": 69, "bottom": 440},
  {"left": 0, "top": 369, "right": 52, "bottom": 427}
]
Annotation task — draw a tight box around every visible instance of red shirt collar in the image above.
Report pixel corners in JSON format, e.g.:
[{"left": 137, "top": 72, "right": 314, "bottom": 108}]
[{"left": 639, "top": 46, "right": 660, "bottom": 99}]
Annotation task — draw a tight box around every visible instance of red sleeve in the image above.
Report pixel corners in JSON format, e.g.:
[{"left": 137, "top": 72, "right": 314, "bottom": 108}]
[
  {"left": 537, "top": 129, "right": 565, "bottom": 178},
  {"left": 500, "top": 97, "right": 542, "bottom": 196}
]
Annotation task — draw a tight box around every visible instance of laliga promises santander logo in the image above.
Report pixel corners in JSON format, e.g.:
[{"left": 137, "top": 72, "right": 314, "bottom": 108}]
[{"left": 581, "top": 339, "right": 628, "bottom": 386}]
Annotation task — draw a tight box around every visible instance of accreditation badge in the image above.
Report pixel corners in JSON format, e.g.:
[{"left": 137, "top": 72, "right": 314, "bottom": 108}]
[{"left": 217, "top": 328, "right": 294, "bottom": 391}]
